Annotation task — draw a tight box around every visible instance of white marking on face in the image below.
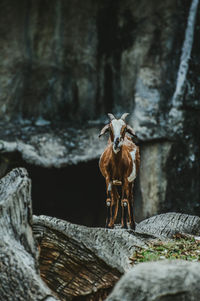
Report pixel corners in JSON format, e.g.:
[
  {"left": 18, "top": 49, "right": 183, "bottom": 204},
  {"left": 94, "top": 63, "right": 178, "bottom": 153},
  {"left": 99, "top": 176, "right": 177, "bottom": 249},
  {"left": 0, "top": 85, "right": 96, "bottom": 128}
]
[
  {"left": 128, "top": 149, "right": 137, "bottom": 182},
  {"left": 111, "top": 119, "right": 125, "bottom": 139},
  {"left": 111, "top": 119, "right": 125, "bottom": 153}
]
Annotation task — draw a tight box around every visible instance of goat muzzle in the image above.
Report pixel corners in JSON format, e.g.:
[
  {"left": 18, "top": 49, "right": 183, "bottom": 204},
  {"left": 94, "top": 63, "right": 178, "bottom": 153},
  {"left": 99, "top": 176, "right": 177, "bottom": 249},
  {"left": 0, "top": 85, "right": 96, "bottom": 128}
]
[
  {"left": 114, "top": 137, "right": 120, "bottom": 148},
  {"left": 113, "top": 137, "right": 122, "bottom": 153}
]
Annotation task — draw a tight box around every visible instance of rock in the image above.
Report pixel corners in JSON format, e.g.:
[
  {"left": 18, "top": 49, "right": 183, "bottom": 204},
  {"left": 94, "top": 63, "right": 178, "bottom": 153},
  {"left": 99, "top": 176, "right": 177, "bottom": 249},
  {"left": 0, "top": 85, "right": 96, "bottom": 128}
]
[
  {"left": 135, "top": 0, "right": 200, "bottom": 218},
  {"left": 0, "top": 0, "right": 199, "bottom": 221},
  {"left": 138, "top": 142, "right": 172, "bottom": 219},
  {"left": 106, "top": 260, "right": 200, "bottom": 301},
  {"left": 0, "top": 0, "right": 195, "bottom": 127},
  {"left": 0, "top": 168, "right": 58, "bottom": 300},
  {"left": 0, "top": 123, "right": 107, "bottom": 167}
]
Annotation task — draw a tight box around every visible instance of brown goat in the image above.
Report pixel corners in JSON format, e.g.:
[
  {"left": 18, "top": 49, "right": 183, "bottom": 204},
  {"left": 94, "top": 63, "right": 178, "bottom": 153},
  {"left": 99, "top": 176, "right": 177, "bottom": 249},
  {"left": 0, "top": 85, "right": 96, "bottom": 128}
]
[{"left": 99, "top": 113, "right": 140, "bottom": 229}]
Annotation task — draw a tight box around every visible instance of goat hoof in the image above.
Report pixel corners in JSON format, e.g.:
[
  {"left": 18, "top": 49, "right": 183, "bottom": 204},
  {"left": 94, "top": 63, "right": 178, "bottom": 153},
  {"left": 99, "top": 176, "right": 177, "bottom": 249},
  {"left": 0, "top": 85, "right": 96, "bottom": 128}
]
[
  {"left": 130, "top": 223, "right": 135, "bottom": 230},
  {"left": 105, "top": 224, "right": 113, "bottom": 229},
  {"left": 105, "top": 223, "right": 114, "bottom": 229},
  {"left": 121, "top": 225, "right": 128, "bottom": 229}
]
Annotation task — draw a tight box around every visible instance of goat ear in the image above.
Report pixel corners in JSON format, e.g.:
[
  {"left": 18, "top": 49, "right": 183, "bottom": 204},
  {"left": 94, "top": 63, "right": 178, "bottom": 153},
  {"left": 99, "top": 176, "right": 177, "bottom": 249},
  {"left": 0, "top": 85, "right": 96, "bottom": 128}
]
[
  {"left": 126, "top": 125, "right": 138, "bottom": 139},
  {"left": 99, "top": 124, "right": 110, "bottom": 138}
]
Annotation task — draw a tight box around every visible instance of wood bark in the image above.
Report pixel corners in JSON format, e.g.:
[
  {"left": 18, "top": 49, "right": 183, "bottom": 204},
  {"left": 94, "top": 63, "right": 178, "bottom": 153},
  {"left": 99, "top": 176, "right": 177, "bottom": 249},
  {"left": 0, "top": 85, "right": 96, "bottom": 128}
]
[
  {"left": 33, "top": 212, "right": 200, "bottom": 301},
  {"left": 136, "top": 212, "right": 200, "bottom": 239},
  {"left": 33, "top": 216, "right": 156, "bottom": 300},
  {"left": 0, "top": 168, "right": 58, "bottom": 301}
]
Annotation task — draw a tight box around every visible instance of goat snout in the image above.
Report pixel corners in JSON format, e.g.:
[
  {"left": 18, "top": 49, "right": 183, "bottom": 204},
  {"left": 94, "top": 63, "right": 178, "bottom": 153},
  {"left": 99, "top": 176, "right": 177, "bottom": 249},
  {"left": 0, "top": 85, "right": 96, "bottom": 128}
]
[
  {"left": 113, "top": 137, "right": 122, "bottom": 153},
  {"left": 114, "top": 137, "right": 120, "bottom": 148}
]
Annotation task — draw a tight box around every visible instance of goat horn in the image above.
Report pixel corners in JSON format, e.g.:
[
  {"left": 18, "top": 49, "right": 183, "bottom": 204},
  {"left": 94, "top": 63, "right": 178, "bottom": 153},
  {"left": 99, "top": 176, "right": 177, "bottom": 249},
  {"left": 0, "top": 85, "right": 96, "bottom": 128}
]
[
  {"left": 120, "top": 113, "right": 129, "bottom": 121},
  {"left": 107, "top": 113, "right": 115, "bottom": 121}
]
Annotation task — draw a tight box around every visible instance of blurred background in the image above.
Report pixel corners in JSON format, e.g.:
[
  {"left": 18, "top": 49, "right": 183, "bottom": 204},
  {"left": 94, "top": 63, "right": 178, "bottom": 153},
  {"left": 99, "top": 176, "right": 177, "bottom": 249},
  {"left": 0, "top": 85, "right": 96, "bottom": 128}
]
[{"left": 0, "top": 0, "right": 199, "bottom": 227}]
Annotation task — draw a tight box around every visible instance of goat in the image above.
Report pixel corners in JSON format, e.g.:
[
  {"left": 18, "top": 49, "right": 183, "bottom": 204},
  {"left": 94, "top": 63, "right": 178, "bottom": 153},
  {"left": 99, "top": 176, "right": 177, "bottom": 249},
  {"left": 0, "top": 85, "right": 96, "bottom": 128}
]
[{"left": 99, "top": 113, "right": 140, "bottom": 229}]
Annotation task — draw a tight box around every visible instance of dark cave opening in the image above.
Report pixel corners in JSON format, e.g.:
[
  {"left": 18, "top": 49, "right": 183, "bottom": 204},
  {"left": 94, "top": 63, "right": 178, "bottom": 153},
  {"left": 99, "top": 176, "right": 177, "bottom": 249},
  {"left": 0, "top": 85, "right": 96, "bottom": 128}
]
[
  {"left": 1, "top": 152, "right": 140, "bottom": 227},
  {"left": 28, "top": 159, "right": 107, "bottom": 227},
  {"left": 1, "top": 153, "right": 109, "bottom": 227},
  {"left": 28, "top": 160, "right": 139, "bottom": 227}
]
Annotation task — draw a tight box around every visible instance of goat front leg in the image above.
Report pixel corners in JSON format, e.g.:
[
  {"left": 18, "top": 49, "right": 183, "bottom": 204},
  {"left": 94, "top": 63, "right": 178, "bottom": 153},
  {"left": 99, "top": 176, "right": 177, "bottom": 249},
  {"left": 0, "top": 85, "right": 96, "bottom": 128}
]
[
  {"left": 121, "top": 198, "right": 128, "bottom": 229},
  {"left": 105, "top": 178, "right": 115, "bottom": 228},
  {"left": 112, "top": 186, "right": 119, "bottom": 224}
]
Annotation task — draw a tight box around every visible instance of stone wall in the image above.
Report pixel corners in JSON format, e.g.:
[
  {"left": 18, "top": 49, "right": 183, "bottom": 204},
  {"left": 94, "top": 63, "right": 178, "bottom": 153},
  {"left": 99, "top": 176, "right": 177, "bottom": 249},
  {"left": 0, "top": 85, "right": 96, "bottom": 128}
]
[{"left": 0, "top": 0, "right": 199, "bottom": 220}]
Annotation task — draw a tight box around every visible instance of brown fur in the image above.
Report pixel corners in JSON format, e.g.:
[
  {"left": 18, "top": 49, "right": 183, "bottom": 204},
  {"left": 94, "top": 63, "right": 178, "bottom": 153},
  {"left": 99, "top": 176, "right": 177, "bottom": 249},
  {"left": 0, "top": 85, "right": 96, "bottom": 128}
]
[{"left": 99, "top": 130, "right": 140, "bottom": 229}]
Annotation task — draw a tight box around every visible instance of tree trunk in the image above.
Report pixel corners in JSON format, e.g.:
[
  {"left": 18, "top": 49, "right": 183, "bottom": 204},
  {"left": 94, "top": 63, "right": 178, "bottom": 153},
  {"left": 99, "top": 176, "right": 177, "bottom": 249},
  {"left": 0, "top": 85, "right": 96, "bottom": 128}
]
[{"left": 0, "top": 168, "right": 58, "bottom": 301}]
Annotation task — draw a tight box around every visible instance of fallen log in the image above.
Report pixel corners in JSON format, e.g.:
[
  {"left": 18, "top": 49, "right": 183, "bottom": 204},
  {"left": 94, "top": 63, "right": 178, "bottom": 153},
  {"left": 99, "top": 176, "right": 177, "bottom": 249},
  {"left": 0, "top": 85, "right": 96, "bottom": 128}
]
[
  {"left": 136, "top": 212, "right": 200, "bottom": 238},
  {"left": 33, "top": 216, "right": 156, "bottom": 300},
  {"left": 33, "top": 212, "right": 200, "bottom": 300}
]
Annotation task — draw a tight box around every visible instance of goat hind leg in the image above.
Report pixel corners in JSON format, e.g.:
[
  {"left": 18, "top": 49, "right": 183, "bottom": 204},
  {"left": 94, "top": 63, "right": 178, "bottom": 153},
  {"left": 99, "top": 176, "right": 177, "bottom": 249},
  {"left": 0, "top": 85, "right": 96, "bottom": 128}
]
[
  {"left": 128, "top": 199, "right": 135, "bottom": 230},
  {"left": 127, "top": 183, "right": 135, "bottom": 230},
  {"left": 112, "top": 186, "right": 119, "bottom": 225},
  {"left": 107, "top": 198, "right": 115, "bottom": 228},
  {"left": 121, "top": 199, "right": 128, "bottom": 229},
  {"left": 121, "top": 181, "right": 131, "bottom": 229}
]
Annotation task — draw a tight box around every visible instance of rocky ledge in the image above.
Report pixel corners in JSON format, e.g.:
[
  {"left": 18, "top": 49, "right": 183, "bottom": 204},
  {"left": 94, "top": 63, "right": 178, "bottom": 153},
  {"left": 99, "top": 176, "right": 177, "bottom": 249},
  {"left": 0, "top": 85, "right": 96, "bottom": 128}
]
[{"left": 0, "top": 120, "right": 106, "bottom": 167}]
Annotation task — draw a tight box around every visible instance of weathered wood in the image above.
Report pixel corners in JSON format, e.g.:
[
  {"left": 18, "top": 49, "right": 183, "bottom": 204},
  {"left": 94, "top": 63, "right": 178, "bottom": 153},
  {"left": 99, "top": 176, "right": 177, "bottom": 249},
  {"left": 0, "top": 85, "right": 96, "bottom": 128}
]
[
  {"left": 33, "top": 216, "right": 157, "bottom": 300},
  {"left": 136, "top": 212, "right": 200, "bottom": 239},
  {"left": 34, "top": 221, "right": 120, "bottom": 300},
  {"left": 0, "top": 168, "right": 58, "bottom": 301},
  {"left": 33, "top": 212, "right": 200, "bottom": 300}
]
